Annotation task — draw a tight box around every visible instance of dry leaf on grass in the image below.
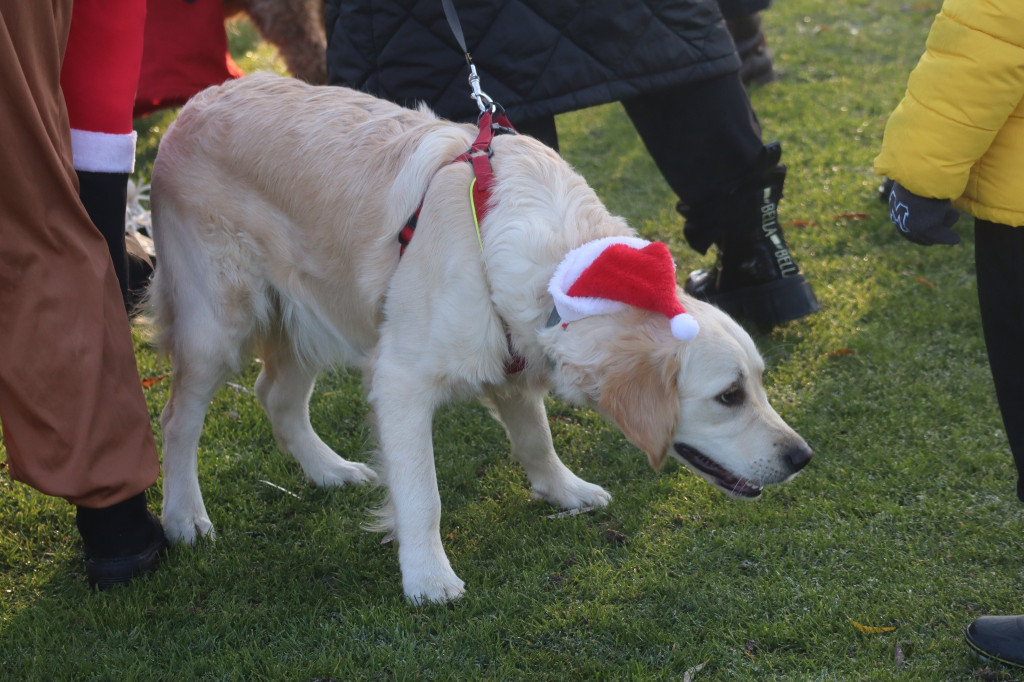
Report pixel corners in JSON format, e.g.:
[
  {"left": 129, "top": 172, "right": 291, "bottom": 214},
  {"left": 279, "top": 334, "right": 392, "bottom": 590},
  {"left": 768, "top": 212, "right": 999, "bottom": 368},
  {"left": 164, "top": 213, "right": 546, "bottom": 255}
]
[
  {"left": 902, "top": 271, "right": 938, "bottom": 290},
  {"left": 141, "top": 375, "right": 167, "bottom": 389},
  {"left": 849, "top": 617, "right": 896, "bottom": 634}
]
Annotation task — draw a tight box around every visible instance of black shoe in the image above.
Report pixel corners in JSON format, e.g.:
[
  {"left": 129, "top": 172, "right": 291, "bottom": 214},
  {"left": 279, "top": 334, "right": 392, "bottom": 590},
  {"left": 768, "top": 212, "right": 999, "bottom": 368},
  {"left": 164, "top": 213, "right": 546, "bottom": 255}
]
[
  {"left": 76, "top": 492, "right": 169, "bottom": 590},
  {"left": 681, "top": 145, "right": 819, "bottom": 331},
  {"left": 966, "top": 616, "right": 1024, "bottom": 669},
  {"left": 727, "top": 13, "right": 776, "bottom": 87},
  {"left": 686, "top": 263, "right": 818, "bottom": 331}
]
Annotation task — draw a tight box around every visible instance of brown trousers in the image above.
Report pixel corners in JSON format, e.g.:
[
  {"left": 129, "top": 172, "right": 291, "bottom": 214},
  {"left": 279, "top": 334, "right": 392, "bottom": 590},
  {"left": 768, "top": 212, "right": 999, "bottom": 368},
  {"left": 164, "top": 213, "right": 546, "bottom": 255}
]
[{"left": 0, "top": 1, "right": 159, "bottom": 508}]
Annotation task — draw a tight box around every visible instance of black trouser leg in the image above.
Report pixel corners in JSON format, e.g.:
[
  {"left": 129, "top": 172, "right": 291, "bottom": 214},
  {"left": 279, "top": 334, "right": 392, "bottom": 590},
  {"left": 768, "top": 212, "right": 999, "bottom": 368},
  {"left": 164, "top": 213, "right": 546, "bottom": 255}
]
[
  {"left": 76, "top": 170, "right": 129, "bottom": 307},
  {"left": 974, "top": 219, "right": 1024, "bottom": 502},
  {"left": 514, "top": 72, "right": 763, "bottom": 200},
  {"left": 621, "top": 72, "right": 764, "bottom": 210},
  {"left": 619, "top": 74, "right": 816, "bottom": 328},
  {"left": 513, "top": 116, "right": 559, "bottom": 152}
]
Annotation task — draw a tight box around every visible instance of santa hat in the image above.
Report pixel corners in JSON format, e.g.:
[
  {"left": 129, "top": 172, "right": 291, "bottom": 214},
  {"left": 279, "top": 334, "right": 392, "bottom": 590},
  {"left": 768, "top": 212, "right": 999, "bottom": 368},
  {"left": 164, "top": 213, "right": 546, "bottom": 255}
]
[{"left": 548, "top": 237, "right": 699, "bottom": 340}]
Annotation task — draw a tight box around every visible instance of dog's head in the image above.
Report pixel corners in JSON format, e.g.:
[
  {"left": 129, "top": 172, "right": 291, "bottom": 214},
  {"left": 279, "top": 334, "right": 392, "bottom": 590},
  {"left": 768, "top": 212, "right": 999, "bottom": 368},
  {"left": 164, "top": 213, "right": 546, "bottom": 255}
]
[{"left": 543, "top": 294, "right": 811, "bottom": 498}]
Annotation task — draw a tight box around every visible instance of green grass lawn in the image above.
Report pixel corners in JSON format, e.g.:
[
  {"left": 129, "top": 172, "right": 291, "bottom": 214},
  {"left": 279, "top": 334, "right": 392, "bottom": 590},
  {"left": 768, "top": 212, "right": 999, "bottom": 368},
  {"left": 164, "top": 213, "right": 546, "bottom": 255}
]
[{"left": 3, "top": 1, "right": 1023, "bottom": 679}]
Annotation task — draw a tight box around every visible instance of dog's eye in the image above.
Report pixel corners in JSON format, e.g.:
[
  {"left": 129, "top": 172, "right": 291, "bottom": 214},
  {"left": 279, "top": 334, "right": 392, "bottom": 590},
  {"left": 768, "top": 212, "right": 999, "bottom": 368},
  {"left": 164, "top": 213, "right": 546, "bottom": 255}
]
[{"left": 716, "top": 388, "right": 745, "bottom": 407}]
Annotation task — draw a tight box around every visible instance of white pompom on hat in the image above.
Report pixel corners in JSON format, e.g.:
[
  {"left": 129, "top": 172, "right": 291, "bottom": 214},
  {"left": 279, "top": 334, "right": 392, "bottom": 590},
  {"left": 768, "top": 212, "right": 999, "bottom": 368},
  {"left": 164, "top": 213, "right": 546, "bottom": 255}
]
[{"left": 548, "top": 236, "right": 699, "bottom": 340}]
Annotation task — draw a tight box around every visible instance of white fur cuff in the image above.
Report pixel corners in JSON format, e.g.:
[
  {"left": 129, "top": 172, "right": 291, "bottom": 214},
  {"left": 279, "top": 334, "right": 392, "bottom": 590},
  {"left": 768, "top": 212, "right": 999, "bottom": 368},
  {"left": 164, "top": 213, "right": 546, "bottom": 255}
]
[{"left": 70, "top": 129, "right": 138, "bottom": 173}]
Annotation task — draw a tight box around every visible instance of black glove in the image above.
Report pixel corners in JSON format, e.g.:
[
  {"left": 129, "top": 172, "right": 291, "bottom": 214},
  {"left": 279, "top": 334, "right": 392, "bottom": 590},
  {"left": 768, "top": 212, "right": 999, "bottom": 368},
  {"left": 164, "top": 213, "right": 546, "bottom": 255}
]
[{"left": 887, "top": 181, "right": 961, "bottom": 246}]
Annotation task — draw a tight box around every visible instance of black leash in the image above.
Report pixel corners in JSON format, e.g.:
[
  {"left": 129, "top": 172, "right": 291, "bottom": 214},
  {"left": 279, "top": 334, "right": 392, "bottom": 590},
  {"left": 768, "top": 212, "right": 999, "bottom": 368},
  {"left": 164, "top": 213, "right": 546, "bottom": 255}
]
[
  {"left": 440, "top": 0, "right": 469, "bottom": 56},
  {"left": 440, "top": 0, "right": 496, "bottom": 114}
]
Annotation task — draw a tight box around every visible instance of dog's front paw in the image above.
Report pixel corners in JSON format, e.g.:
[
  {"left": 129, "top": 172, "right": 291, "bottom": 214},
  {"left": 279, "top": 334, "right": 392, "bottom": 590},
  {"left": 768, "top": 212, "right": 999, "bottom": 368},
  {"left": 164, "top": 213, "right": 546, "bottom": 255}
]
[
  {"left": 162, "top": 512, "right": 216, "bottom": 545},
  {"left": 403, "top": 568, "right": 466, "bottom": 605},
  {"left": 304, "top": 458, "right": 378, "bottom": 488},
  {"left": 399, "top": 547, "right": 466, "bottom": 604},
  {"left": 533, "top": 473, "right": 612, "bottom": 510}
]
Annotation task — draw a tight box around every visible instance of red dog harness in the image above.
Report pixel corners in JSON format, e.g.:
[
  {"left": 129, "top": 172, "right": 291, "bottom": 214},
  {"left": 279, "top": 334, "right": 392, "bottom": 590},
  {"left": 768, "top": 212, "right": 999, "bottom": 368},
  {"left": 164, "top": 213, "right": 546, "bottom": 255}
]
[
  {"left": 398, "top": 110, "right": 515, "bottom": 256},
  {"left": 396, "top": 111, "right": 527, "bottom": 374}
]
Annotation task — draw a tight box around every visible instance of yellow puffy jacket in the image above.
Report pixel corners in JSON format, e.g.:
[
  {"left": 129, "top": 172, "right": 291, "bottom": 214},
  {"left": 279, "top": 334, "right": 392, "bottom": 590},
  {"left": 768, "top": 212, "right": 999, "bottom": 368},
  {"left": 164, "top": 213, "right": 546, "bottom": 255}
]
[{"left": 874, "top": 0, "right": 1024, "bottom": 227}]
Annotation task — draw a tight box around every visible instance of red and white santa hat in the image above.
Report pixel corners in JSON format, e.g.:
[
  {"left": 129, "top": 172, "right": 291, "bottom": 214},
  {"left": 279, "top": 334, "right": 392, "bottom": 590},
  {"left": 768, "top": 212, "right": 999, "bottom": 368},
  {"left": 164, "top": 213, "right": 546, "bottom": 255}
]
[{"left": 548, "top": 237, "right": 699, "bottom": 340}]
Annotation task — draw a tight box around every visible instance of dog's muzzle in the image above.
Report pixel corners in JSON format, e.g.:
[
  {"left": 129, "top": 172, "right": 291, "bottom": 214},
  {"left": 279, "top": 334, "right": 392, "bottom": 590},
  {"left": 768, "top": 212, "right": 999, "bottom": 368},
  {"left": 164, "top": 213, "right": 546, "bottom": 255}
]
[{"left": 671, "top": 442, "right": 812, "bottom": 499}]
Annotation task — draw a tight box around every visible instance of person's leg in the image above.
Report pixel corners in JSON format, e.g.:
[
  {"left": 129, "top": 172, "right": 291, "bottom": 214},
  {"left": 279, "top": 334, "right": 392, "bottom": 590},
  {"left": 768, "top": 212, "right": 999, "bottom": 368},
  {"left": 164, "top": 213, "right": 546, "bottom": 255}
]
[
  {"left": 509, "top": 115, "right": 559, "bottom": 152},
  {"left": 0, "top": 0, "right": 165, "bottom": 589},
  {"left": 727, "top": 13, "right": 775, "bottom": 86},
  {"left": 61, "top": 0, "right": 148, "bottom": 310},
  {"left": 716, "top": 0, "right": 775, "bottom": 86},
  {"left": 624, "top": 72, "right": 764, "bottom": 210},
  {"left": 622, "top": 74, "right": 818, "bottom": 329},
  {"left": 964, "top": 220, "right": 1024, "bottom": 670},
  {"left": 974, "top": 219, "right": 1024, "bottom": 502}
]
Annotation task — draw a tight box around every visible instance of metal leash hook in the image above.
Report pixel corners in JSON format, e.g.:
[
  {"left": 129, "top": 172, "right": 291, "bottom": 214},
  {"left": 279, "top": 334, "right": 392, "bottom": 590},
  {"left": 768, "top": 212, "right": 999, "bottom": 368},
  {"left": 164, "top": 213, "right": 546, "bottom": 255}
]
[
  {"left": 465, "top": 58, "right": 495, "bottom": 114},
  {"left": 442, "top": 0, "right": 500, "bottom": 115}
]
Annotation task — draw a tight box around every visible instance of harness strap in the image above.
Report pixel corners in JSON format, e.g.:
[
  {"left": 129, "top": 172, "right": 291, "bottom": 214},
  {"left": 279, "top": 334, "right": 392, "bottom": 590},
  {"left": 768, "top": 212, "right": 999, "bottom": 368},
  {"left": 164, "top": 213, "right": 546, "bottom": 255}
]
[
  {"left": 398, "top": 110, "right": 515, "bottom": 256},
  {"left": 398, "top": 209, "right": 419, "bottom": 257},
  {"left": 397, "top": 5, "right": 525, "bottom": 373},
  {"left": 454, "top": 110, "right": 514, "bottom": 249},
  {"left": 397, "top": 110, "right": 525, "bottom": 373}
]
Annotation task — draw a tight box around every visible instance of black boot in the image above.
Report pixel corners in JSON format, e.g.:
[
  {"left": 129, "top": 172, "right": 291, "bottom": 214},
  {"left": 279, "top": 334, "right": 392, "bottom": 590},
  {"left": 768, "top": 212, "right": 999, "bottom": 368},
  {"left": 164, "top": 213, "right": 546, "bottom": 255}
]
[
  {"left": 727, "top": 12, "right": 776, "bottom": 87},
  {"left": 681, "top": 144, "right": 819, "bottom": 331},
  {"left": 76, "top": 170, "right": 154, "bottom": 315},
  {"left": 76, "top": 491, "right": 168, "bottom": 590}
]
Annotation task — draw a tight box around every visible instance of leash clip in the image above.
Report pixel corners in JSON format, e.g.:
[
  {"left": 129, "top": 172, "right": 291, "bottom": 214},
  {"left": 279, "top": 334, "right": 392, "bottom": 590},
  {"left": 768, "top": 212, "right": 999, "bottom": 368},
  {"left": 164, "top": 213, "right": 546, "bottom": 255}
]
[
  {"left": 443, "top": 0, "right": 499, "bottom": 115},
  {"left": 466, "top": 61, "right": 496, "bottom": 114}
]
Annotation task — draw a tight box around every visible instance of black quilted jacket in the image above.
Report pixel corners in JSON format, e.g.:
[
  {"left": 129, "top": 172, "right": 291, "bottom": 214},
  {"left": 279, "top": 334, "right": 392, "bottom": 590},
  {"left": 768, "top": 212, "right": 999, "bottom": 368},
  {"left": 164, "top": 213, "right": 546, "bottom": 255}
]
[{"left": 325, "top": 0, "right": 742, "bottom": 124}]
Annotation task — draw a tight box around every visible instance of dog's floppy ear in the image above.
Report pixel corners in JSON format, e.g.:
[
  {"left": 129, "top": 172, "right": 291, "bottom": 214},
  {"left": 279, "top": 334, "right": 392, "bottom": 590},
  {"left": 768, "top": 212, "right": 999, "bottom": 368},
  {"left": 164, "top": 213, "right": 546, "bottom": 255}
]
[{"left": 598, "top": 351, "right": 680, "bottom": 470}]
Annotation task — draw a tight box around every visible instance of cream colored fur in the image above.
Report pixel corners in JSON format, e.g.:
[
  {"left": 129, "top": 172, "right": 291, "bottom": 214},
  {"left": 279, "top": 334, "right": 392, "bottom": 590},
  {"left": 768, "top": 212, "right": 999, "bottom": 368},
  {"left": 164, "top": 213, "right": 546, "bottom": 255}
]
[{"left": 149, "top": 72, "right": 811, "bottom": 604}]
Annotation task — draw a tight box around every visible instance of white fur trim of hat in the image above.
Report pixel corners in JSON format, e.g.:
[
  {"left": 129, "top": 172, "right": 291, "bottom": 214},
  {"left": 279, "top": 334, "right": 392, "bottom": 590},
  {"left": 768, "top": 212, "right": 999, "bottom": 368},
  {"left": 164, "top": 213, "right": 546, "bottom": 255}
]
[{"left": 548, "top": 236, "right": 699, "bottom": 340}]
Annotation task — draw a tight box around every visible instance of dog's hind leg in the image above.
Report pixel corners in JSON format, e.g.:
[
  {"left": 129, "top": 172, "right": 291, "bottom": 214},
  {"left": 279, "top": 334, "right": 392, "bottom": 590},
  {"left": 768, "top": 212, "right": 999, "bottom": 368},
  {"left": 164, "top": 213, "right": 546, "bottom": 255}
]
[
  {"left": 485, "top": 384, "right": 612, "bottom": 509},
  {"left": 255, "top": 341, "right": 376, "bottom": 487},
  {"left": 161, "top": 356, "right": 232, "bottom": 545}
]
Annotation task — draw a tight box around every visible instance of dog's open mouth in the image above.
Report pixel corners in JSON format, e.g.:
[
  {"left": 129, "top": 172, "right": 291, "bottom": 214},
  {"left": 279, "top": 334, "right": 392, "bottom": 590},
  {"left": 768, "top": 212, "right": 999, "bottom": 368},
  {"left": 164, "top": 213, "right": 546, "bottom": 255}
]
[{"left": 672, "top": 444, "right": 763, "bottom": 499}]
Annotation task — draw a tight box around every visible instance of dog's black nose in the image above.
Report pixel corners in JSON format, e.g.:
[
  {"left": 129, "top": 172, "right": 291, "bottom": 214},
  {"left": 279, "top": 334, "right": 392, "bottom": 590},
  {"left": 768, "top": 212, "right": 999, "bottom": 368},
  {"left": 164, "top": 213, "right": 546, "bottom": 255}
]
[{"left": 785, "top": 445, "right": 813, "bottom": 472}]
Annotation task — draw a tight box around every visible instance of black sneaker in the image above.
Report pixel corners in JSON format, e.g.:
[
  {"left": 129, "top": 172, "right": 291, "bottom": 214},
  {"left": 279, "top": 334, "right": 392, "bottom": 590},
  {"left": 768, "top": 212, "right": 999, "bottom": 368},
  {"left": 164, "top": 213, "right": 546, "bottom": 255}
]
[{"left": 966, "top": 616, "right": 1024, "bottom": 669}]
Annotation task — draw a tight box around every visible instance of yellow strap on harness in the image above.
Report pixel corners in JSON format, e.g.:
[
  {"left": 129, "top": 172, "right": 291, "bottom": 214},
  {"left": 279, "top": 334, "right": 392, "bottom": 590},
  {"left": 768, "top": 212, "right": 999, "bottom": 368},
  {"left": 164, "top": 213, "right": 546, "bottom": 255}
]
[{"left": 469, "top": 177, "right": 484, "bottom": 252}]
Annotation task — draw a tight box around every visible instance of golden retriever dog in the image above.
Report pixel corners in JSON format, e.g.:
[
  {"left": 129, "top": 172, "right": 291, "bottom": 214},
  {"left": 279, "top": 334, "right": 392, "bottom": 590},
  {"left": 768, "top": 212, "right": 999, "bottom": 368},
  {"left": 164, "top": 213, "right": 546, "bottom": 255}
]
[{"left": 149, "top": 72, "right": 811, "bottom": 604}]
